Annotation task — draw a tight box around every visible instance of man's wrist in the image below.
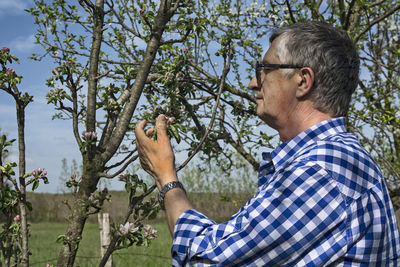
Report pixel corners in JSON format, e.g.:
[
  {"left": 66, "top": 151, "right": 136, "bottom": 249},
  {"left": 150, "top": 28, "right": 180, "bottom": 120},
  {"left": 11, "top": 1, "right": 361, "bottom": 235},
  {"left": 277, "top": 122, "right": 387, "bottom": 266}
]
[{"left": 157, "top": 173, "right": 178, "bottom": 189}]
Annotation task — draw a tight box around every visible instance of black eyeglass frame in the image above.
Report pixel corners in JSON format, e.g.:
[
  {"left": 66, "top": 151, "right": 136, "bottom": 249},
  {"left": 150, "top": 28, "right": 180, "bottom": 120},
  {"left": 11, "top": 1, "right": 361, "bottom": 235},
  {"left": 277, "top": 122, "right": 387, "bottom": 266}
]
[{"left": 255, "top": 61, "right": 304, "bottom": 81}]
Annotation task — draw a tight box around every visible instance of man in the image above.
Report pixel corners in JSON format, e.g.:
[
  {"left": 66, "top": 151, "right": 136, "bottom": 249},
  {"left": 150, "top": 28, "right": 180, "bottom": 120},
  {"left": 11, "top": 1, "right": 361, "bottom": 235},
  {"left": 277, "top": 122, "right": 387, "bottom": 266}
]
[{"left": 135, "top": 21, "right": 400, "bottom": 266}]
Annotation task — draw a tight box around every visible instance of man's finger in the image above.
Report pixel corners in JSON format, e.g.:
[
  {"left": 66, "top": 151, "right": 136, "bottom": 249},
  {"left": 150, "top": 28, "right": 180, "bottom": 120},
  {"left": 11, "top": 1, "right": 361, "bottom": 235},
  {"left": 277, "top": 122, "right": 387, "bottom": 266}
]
[
  {"left": 146, "top": 128, "right": 154, "bottom": 137},
  {"left": 134, "top": 120, "right": 148, "bottom": 141},
  {"left": 155, "top": 114, "right": 168, "bottom": 140}
]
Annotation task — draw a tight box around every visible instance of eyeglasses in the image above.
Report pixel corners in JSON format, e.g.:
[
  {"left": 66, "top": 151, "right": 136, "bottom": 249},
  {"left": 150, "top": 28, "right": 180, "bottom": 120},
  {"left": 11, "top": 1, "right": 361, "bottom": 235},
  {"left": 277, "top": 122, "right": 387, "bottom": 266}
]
[{"left": 255, "top": 61, "right": 303, "bottom": 81}]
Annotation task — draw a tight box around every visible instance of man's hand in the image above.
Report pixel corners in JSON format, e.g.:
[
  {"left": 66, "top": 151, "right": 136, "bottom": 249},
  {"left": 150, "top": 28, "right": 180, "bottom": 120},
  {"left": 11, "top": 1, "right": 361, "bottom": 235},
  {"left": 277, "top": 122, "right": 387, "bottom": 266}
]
[
  {"left": 135, "top": 114, "right": 178, "bottom": 189},
  {"left": 136, "top": 114, "right": 193, "bottom": 235}
]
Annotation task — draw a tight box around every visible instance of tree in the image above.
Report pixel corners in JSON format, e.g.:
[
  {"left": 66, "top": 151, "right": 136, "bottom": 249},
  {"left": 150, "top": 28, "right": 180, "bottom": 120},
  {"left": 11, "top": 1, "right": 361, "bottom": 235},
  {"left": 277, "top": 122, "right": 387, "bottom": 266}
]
[
  {"left": 28, "top": 0, "right": 205, "bottom": 265},
  {"left": 348, "top": 7, "right": 400, "bottom": 206},
  {"left": 27, "top": 0, "right": 400, "bottom": 266},
  {"left": 0, "top": 48, "right": 48, "bottom": 267}
]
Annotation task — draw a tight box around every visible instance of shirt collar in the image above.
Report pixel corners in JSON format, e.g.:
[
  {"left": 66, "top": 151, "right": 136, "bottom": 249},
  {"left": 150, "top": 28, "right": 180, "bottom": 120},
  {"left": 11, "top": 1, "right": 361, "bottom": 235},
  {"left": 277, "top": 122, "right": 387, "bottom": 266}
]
[{"left": 258, "top": 117, "right": 347, "bottom": 184}]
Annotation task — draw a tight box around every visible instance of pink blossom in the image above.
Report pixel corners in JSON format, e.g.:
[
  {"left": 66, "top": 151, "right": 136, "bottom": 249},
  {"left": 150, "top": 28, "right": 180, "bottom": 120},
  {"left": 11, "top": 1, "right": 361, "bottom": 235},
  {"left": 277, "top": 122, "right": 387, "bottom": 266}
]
[
  {"left": 82, "top": 131, "right": 98, "bottom": 140},
  {"left": 32, "top": 169, "right": 37, "bottom": 176},
  {"left": 71, "top": 174, "right": 76, "bottom": 179},
  {"left": 46, "top": 264, "right": 50, "bottom": 267},
  {"left": 28, "top": 229, "right": 31, "bottom": 233},
  {"left": 119, "top": 222, "right": 130, "bottom": 235},
  {"left": 1, "top": 46, "right": 10, "bottom": 52},
  {"left": 50, "top": 89, "right": 54, "bottom": 94},
  {"left": 5, "top": 69, "right": 15, "bottom": 76},
  {"left": 13, "top": 215, "right": 20, "bottom": 221},
  {"left": 139, "top": 9, "right": 145, "bottom": 14},
  {"left": 143, "top": 224, "right": 158, "bottom": 240},
  {"left": 144, "top": 224, "right": 155, "bottom": 233},
  {"left": 167, "top": 117, "right": 175, "bottom": 123},
  {"left": 43, "top": 170, "right": 47, "bottom": 176},
  {"left": 129, "top": 222, "right": 138, "bottom": 233}
]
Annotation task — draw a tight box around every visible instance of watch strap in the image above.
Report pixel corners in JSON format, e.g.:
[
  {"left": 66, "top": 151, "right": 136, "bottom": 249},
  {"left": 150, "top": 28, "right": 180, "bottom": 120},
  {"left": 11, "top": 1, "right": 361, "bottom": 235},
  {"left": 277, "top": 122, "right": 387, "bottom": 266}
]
[{"left": 158, "top": 181, "right": 186, "bottom": 210}]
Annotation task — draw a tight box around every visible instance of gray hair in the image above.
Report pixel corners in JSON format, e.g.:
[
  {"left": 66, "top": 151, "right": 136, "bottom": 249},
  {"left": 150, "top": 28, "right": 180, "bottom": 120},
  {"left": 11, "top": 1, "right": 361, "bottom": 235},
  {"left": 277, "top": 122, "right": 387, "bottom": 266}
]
[{"left": 270, "top": 21, "right": 360, "bottom": 117}]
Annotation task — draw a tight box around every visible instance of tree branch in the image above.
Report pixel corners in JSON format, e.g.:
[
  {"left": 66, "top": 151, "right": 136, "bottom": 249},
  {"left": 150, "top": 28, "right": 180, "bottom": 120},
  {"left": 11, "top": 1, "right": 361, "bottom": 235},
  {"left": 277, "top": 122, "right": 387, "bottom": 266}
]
[
  {"left": 100, "top": 1, "right": 178, "bottom": 163},
  {"left": 354, "top": 4, "right": 400, "bottom": 43}
]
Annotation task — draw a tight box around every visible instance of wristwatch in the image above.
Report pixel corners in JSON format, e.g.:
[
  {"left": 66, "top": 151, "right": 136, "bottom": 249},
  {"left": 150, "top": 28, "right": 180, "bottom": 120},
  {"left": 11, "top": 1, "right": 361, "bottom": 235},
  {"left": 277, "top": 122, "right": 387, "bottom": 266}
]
[{"left": 158, "top": 181, "right": 186, "bottom": 210}]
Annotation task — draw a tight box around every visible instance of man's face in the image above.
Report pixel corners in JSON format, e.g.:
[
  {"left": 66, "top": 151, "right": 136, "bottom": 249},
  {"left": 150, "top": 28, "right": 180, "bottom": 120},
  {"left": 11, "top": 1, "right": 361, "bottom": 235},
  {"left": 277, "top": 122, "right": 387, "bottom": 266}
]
[{"left": 248, "top": 39, "right": 299, "bottom": 130}]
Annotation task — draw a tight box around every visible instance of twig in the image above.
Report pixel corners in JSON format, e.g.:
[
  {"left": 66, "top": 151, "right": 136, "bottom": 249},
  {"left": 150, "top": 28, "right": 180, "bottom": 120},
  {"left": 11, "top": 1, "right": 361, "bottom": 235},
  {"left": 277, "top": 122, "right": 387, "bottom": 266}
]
[
  {"left": 285, "top": 0, "right": 296, "bottom": 23},
  {"left": 100, "top": 154, "right": 139, "bottom": 179},
  {"left": 176, "top": 45, "right": 232, "bottom": 172}
]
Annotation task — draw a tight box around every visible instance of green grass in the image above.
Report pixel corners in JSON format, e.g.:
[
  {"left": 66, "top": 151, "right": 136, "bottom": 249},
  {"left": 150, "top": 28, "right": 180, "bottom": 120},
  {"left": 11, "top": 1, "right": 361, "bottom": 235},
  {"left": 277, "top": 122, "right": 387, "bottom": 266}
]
[{"left": 29, "top": 222, "right": 172, "bottom": 267}]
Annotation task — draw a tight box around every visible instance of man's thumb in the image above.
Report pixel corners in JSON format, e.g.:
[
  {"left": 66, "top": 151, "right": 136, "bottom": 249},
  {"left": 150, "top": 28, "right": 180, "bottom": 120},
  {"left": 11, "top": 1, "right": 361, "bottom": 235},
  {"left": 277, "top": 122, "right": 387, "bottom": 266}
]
[{"left": 155, "top": 114, "right": 168, "bottom": 139}]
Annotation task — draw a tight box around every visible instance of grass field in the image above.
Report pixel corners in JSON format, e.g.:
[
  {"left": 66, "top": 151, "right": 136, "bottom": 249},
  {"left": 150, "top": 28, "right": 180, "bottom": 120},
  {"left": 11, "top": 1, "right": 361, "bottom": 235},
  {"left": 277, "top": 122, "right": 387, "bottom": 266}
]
[
  {"left": 23, "top": 191, "right": 253, "bottom": 266},
  {"left": 29, "top": 222, "right": 172, "bottom": 267}
]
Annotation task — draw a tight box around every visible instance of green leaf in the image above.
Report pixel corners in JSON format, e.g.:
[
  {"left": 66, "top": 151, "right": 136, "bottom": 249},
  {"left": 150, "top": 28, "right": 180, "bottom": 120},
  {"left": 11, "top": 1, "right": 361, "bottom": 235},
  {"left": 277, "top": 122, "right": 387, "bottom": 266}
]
[
  {"left": 26, "top": 201, "right": 33, "bottom": 211},
  {"left": 56, "top": 235, "right": 66, "bottom": 243},
  {"left": 142, "top": 183, "right": 148, "bottom": 193},
  {"left": 125, "top": 183, "right": 130, "bottom": 193},
  {"left": 32, "top": 180, "right": 39, "bottom": 191},
  {"left": 169, "top": 124, "right": 181, "bottom": 144}
]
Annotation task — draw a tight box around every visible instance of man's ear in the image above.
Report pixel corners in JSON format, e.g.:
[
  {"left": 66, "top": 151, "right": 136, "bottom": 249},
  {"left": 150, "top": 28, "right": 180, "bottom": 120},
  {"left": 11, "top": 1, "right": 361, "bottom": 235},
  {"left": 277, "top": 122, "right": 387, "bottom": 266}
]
[{"left": 296, "top": 67, "right": 314, "bottom": 98}]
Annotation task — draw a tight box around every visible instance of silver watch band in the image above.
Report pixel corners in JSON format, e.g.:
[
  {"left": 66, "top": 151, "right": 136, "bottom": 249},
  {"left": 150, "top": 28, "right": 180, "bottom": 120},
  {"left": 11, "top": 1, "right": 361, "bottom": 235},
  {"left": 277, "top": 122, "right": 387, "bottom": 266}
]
[{"left": 158, "top": 181, "right": 186, "bottom": 210}]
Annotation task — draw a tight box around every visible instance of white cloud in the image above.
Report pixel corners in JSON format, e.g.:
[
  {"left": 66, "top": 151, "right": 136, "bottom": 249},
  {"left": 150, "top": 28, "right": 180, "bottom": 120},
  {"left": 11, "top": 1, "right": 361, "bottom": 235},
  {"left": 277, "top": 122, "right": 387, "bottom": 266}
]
[
  {"left": 10, "top": 34, "right": 36, "bottom": 53},
  {"left": 0, "top": 0, "right": 28, "bottom": 16}
]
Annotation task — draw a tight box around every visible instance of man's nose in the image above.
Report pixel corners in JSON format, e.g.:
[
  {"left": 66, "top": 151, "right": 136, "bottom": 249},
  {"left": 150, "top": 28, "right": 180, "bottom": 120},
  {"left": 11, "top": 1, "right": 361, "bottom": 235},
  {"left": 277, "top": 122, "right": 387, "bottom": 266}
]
[{"left": 248, "top": 76, "right": 259, "bottom": 91}]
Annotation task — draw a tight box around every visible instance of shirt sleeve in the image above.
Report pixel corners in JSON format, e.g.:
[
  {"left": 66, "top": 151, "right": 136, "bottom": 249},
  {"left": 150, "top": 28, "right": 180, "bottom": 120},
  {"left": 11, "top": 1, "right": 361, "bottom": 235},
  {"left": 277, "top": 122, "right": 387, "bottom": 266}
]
[{"left": 171, "top": 161, "right": 349, "bottom": 266}]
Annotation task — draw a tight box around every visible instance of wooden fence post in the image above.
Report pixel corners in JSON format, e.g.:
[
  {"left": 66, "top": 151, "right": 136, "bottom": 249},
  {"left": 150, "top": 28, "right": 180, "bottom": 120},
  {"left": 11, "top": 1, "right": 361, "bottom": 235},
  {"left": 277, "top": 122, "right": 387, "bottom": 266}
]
[{"left": 98, "top": 213, "right": 113, "bottom": 267}]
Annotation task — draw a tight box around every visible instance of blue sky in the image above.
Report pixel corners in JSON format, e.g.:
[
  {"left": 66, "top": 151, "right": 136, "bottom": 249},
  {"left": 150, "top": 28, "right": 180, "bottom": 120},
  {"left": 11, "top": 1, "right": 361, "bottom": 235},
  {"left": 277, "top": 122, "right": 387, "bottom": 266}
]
[{"left": 0, "top": 0, "right": 88, "bottom": 193}]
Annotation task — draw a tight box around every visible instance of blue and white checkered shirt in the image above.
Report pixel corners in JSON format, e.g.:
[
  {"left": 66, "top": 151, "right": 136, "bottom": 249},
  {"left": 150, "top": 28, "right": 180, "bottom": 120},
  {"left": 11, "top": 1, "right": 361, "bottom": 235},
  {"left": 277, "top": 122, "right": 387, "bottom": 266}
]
[{"left": 172, "top": 118, "right": 400, "bottom": 266}]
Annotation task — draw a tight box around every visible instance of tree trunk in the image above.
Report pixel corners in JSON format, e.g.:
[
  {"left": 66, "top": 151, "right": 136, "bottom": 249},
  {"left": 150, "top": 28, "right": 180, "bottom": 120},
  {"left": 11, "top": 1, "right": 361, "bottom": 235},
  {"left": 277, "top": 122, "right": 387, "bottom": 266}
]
[
  {"left": 57, "top": 1, "right": 178, "bottom": 265},
  {"left": 16, "top": 101, "right": 28, "bottom": 267},
  {"left": 57, "top": 156, "right": 102, "bottom": 267},
  {"left": 57, "top": 0, "right": 105, "bottom": 265}
]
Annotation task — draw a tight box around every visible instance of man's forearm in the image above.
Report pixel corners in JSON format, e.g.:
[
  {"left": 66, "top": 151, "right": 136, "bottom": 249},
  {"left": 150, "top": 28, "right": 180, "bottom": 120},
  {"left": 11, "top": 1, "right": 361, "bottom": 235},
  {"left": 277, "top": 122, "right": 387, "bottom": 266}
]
[
  {"left": 157, "top": 173, "right": 193, "bottom": 236},
  {"left": 163, "top": 186, "right": 193, "bottom": 236}
]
